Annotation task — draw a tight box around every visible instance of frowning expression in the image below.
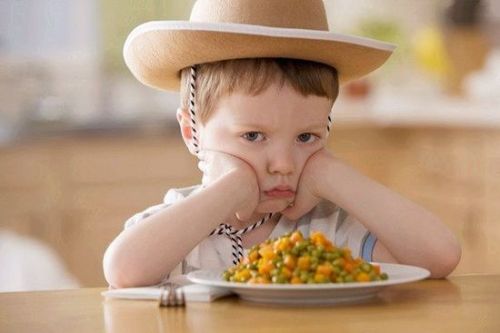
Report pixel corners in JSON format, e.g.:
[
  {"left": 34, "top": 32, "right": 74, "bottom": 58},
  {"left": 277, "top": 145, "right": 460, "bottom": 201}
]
[{"left": 199, "top": 82, "right": 332, "bottom": 214}]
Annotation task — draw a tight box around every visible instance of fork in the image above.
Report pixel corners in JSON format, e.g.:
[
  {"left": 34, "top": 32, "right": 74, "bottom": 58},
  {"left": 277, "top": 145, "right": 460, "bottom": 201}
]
[{"left": 159, "top": 283, "right": 185, "bottom": 307}]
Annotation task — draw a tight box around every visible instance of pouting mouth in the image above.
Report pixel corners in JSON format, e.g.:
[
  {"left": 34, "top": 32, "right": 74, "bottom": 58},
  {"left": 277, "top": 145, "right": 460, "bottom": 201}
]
[{"left": 264, "top": 188, "right": 295, "bottom": 198}]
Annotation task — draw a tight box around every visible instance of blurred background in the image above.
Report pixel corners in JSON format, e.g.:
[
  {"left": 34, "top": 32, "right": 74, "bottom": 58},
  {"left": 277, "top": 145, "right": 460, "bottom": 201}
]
[{"left": 1, "top": 0, "right": 499, "bottom": 291}]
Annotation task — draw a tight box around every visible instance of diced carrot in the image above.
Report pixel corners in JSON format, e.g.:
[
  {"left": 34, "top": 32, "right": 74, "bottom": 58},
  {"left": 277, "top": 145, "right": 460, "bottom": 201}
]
[
  {"left": 235, "top": 269, "right": 251, "bottom": 282},
  {"left": 344, "top": 262, "right": 354, "bottom": 273},
  {"left": 259, "top": 245, "right": 276, "bottom": 260},
  {"left": 316, "top": 264, "right": 333, "bottom": 276},
  {"left": 310, "top": 231, "right": 327, "bottom": 246},
  {"left": 277, "top": 238, "right": 291, "bottom": 251},
  {"left": 342, "top": 248, "right": 352, "bottom": 260},
  {"left": 284, "top": 254, "right": 297, "bottom": 270},
  {"left": 256, "top": 276, "right": 271, "bottom": 284},
  {"left": 258, "top": 261, "right": 274, "bottom": 275},
  {"left": 297, "top": 256, "right": 311, "bottom": 270},
  {"left": 290, "top": 231, "right": 303, "bottom": 244},
  {"left": 314, "top": 273, "right": 328, "bottom": 283},
  {"left": 356, "top": 272, "right": 370, "bottom": 282},
  {"left": 248, "top": 251, "right": 259, "bottom": 263},
  {"left": 281, "top": 267, "right": 292, "bottom": 279},
  {"left": 324, "top": 240, "right": 334, "bottom": 251}
]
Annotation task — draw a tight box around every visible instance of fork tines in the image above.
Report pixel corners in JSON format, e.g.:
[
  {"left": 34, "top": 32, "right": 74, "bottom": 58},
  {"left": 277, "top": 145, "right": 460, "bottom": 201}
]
[{"left": 159, "top": 283, "right": 185, "bottom": 307}]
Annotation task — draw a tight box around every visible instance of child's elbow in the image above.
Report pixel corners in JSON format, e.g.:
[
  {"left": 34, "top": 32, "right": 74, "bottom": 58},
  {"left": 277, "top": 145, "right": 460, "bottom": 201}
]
[
  {"left": 103, "top": 245, "right": 138, "bottom": 289},
  {"left": 428, "top": 237, "right": 462, "bottom": 279}
]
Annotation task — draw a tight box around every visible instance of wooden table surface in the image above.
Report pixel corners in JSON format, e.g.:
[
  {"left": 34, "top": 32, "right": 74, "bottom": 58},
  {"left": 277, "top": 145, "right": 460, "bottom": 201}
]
[{"left": 1, "top": 275, "right": 499, "bottom": 333}]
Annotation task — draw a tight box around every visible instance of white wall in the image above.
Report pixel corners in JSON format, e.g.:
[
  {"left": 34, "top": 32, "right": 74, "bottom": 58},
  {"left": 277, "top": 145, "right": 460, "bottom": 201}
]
[{"left": 0, "top": 0, "right": 101, "bottom": 127}]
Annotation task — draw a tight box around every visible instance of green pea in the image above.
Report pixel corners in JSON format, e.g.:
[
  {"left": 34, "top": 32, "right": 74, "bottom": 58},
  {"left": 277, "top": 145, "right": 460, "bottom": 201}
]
[
  {"left": 325, "top": 253, "right": 335, "bottom": 261},
  {"left": 344, "top": 275, "right": 354, "bottom": 283},
  {"left": 381, "top": 273, "right": 389, "bottom": 280},
  {"left": 272, "top": 275, "right": 287, "bottom": 284},
  {"left": 294, "top": 242, "right": 307, "bottom": 253},
  {"left": 361, "top": 263, "right": 372, "bottom": 273},
  {"left": 333, "top": 258, "right": 345, "bottom": 267}
]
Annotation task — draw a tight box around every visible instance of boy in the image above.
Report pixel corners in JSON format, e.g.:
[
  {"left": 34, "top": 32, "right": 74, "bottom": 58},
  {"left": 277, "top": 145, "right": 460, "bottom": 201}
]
[{"left": 103, "top": 0, "right": 461, "bottom": 288}]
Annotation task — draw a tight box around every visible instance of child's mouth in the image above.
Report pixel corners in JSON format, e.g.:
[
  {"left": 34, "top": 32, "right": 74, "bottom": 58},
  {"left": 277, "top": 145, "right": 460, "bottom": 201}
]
[{"left": 264, "top": 186, "right": 295, "bottom": 198}]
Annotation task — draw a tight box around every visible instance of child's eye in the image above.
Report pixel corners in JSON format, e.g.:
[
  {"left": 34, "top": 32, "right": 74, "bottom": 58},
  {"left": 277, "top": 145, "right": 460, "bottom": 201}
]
[
  {"left": 242, "top": 131, "right": 265, "bottom": 142},
  {"left": 297, "top": 133, "right": 318, "bottom": 143}
]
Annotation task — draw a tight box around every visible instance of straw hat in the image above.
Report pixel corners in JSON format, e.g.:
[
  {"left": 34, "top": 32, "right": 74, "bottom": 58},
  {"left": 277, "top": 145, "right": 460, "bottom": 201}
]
[{"left": 124, "top": 0, "right": 396, "bottom": 92}]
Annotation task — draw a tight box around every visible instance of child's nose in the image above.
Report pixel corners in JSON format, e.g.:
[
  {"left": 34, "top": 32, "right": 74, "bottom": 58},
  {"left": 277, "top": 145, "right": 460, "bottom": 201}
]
[{"left": 267, "top": 149, "right": 295, "bottom": 175}]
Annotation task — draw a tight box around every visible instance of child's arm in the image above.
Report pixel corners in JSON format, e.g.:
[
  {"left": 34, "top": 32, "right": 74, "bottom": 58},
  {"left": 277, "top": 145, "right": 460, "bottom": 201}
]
[
  {"left": 103, "top": 152, "right": 259, "bottom": 288},
  {"left": 283, "top": 149, "right": 462, "bottom": 278}
]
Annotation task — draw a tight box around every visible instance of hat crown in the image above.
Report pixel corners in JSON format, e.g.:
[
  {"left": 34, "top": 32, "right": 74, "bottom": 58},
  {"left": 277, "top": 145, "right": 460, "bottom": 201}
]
[{"left": 190, "top": 0, "right": 329, "bottom": 31}]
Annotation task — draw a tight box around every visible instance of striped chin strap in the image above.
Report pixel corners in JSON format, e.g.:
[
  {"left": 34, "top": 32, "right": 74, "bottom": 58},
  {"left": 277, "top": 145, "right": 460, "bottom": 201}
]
[
  {"left": 209, "top": 213, "right": 273, "bottom": 265},
  {"left": 188, "top": 65, "right": 333, "bottom": 265},
  {"left": 188, "top": 66, "right": 200, "bottom": 155},
  {"left": 326, "top": 111, "right": 333, "bottom": 136}
]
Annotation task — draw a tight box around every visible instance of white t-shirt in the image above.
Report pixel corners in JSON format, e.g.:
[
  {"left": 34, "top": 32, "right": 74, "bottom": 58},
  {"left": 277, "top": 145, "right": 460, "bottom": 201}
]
[{"left": 124, "top": 185, "right": 377, "bottom": 280}]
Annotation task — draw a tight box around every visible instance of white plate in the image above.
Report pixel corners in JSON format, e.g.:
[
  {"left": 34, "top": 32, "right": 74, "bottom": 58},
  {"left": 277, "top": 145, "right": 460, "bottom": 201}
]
[{"left": 187, "top": 263, "right": 430, "bottom": 305}]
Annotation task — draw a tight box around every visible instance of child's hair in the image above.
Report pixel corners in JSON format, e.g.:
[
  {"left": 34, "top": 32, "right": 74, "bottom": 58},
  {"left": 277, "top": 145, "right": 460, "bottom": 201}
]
[{"left": 180, "top": 58, "right": 339, "bottom": 124}]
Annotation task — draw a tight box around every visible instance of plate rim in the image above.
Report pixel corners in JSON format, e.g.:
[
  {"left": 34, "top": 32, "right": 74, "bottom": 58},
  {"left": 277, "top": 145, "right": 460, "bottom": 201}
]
[{"left": 187, "top": 262, "right": 430, "bottom": 290}]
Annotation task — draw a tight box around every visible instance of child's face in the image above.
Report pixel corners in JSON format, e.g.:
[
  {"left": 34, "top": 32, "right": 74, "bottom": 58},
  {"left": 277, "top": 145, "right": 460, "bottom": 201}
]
[{"left": 199, "top": 82, "right": 332, "bottom": 214}]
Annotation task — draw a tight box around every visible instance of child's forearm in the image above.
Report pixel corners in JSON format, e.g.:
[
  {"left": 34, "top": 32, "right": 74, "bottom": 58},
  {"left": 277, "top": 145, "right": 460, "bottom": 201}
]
[
  {"left": 321, "top": 157, "right": 461, "bottom": 277},
  {"left": 103, "top": 171, "right": 247, "bottom": 288}
]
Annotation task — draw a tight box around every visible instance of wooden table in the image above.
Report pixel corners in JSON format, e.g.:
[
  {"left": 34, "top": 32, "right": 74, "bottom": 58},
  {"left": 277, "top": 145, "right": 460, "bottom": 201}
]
[{"left": 1, "top": 275, "right": 499, "bottom": 333}]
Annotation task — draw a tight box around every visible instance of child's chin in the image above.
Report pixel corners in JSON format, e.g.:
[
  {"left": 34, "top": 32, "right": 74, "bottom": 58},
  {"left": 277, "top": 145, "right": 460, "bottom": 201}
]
[{"left": 256, "top": 199, "right": 289, "bottom": 214}]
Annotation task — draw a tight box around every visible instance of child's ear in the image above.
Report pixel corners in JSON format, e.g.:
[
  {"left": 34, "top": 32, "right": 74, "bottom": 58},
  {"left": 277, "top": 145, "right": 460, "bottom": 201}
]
[{"left": 176, "top": 107, "right": 198, "bottom": 156}]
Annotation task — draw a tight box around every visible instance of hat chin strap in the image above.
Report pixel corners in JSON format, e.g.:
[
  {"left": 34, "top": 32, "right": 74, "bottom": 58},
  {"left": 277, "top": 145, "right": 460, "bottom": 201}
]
[
  {"left": 188, "top": 66, "right": 200, "bottom": 155},
  {"left": 326, "top": 111, "right": 333, "bottom": 138},
  {"left": 210, "top": 213, "right": 273, "bottom": 265}
]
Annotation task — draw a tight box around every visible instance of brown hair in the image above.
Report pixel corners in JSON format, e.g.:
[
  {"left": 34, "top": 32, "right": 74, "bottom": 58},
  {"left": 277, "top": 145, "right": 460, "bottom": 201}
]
[{"left": 180, "top": 58, "right": 339, "bottom": 123}]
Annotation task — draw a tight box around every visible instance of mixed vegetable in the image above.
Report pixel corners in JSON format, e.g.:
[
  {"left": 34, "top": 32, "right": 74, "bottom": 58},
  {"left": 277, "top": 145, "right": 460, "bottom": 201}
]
[{"left": 223, "top": 230, "right": 388, "bottom": 284}]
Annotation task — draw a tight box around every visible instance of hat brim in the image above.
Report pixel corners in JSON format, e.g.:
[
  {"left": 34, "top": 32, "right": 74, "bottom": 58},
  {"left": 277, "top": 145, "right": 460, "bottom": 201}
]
[{"left": 124, "top": 21, "right": 396, "bottom": 91}]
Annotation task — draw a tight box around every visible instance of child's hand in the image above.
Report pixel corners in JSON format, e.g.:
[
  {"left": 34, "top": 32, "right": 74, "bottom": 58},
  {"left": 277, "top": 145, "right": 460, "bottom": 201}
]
[
  {"left": 281, "top": 148, "right": 333, "bottom": 220},
  {"left": 197, "top": 150, "right": 259, "bottom": 221}
]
